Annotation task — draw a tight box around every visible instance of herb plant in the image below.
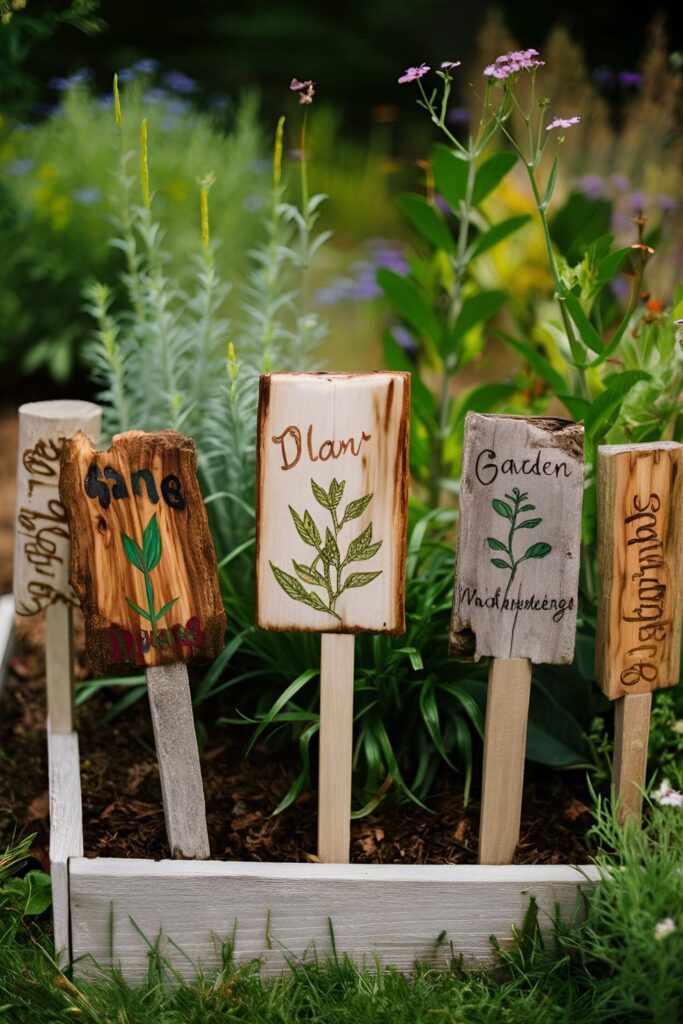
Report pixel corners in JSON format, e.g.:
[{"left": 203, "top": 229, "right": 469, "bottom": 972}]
[
  {"left": 121, "top": 514, "right": 178, "bottom": 633},
  {"left": 487, "top": 488, "right": 551, "bottom": 603}
]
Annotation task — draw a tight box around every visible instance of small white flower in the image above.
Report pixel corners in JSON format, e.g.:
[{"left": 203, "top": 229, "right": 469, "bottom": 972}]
[
  {"left": 654, "top": 917, "right": 677, "bottom": 941},
  {"left": 652, "top": 779, "right": 683, "bottom": 808}
]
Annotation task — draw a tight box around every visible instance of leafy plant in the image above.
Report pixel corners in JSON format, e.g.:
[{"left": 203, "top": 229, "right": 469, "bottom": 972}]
[
  {"left": 121, "top": 513, "right": 178, "bottom": 632},
  {"left": 487, "top": 488, "right": 551, "bottom": 603},
  {"left": 270, "top": 478, "right": 382, "bottom": 620}
]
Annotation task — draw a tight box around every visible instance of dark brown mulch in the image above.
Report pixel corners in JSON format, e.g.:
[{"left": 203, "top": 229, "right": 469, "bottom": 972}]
[{"left": 1, "top": 623, "right": 593, "bottom": 868}]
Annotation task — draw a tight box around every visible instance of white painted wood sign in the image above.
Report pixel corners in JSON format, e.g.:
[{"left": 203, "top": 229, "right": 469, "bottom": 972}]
[
  {"left": 450, "top": 413, "right": 584, "bottom": 664},
  {"left": 256, "top": 372, "right": 410, "bottom": 634}
]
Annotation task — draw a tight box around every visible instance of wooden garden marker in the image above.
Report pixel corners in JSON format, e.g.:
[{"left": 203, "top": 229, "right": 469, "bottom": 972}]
[
  {"left": 450, "top": 413, "right": 584, "bottom": 864},
  {"left": 60, "top": 429, "right": 226, "bottom": 859},
  {"left": 13, "top": 400, "right": 102, "bottom": 732},
  {"left": 256, "top": 372, "right": 410, "bottom": 862},
  {"left": 595, "top": 442, "right": 682, "bottom": 824}
]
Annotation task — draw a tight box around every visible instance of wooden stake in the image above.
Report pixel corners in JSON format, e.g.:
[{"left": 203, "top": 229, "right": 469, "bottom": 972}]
[
  {"left": 318, "top": 633, "right": 355, "bottom": 863},
  {"left": 479, "top": 658, "right": 532, "bottom": 864},
  {"left": 146, "top": 663, "right": 210, "bottom": 859},
  {"left": 46, "top": 601, "right": 75, "bottom": 734},
  {"left": 613, "top": 692, "right": 652, "bottom": 824}
]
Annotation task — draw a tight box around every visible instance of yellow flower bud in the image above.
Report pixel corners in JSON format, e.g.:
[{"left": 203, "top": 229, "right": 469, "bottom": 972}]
[
  {"left": 273, "top": 115, "right": 285, "bottom": 190},
  {"left": 113, "top": 73, "right": 122, "bottom": 128},
  {"left": 140, "top": 118, "right": 150, "bottom": 208}
]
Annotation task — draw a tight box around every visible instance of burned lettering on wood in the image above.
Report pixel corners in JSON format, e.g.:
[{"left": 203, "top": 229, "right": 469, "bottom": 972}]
[
  {"left": 450, "top": 413, "right": 584, "bottom": 664},
  {"left": 59, "top": 429, "right": 226, "bottom": 675},
  {"left": 256, "top": 372, "right": 410, "bottom": 634},
  {"left": 596, "top": 442, "right": 682, "bottom": 699}
]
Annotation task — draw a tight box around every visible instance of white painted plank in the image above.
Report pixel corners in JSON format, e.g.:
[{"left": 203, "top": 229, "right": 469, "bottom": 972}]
[
  {"left": 318, "top": 633, "right": 355, "bottom": 863},
  {"left": 70, "top": 858, "right": 599, "bottom": 981},
  {"left": 0, "top": 594, "right": 14, "bottom": 700},
  {"left": 46, "top": 600, "right": 74, "bottom": 734},
  {"left": 48, "top": 728, "right": 83, "bottom": 963}
]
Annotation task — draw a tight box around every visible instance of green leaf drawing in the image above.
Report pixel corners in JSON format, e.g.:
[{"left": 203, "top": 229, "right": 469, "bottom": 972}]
[
  {"left": 487, "top": 488, "right": 552, "bottom": 605},
  {"left": 121, "top": 514, "right": 180, "bottom": 634},
  {"left": 271, "top": 479, "right": 383, "bottom": 619},
  {"left": 142, "top": 513, "right": 162, "bottom": 571},
  {"left": 121, "top": 533, "right": 144, "bottom": 571}
]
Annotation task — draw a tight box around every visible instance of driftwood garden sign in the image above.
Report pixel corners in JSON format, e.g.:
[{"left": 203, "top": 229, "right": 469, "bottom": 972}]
[
  {"left": 450, "top": 413, "right": 584, "bottom": 864},
  {"left": 256, "top": 371, "right": 410, "bottom": 862},
  {"left": 59, "top": 429, "right": 226, "bottom": 674}
]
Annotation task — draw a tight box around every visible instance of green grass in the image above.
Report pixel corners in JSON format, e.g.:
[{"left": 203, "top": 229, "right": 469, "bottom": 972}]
[{"left": 2, "top": 784, "right": 682, "bottom": 1023}]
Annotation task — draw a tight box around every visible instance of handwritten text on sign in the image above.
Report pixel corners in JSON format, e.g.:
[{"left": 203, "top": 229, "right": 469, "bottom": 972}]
[
  {"left": 450, "top": 414, "right": 584, "bottom": 664},
  {"left": 596, "top": 443, "right": 682, "bottom": 699},
  {"left": 256, "top": 373, "right": 410, "bottom": 633},
  {"left": 59, "top": 430, "right": 226, "bottom": 674}
]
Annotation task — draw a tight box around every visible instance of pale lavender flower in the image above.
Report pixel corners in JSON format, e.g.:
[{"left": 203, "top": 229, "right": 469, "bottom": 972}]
[
  {"left": 398, "top": 63, "right": 430, "bottom": 84},
  {"left": 546, "top": 116, "right": 581, "bottom": 131},
  {"left": 629, "top": 192, "right": 647, "bottom": 213},
  {"left": 618, "top": 70, "right": 642, "bottom": 87},
  {"left": 440, "top": 61, "right": 461, "bottom": 70},
  {"left": 72, "top": 187, "right": 102, "bottom": 205},
  {"left": 144, "top": 88, "right": 168, "bottom": 104},
  {"left": 652, "top": 779, "right": 683, "bottom": 807},
  {"left": 484, "top": 48, "right": 544, "bottom": 79},
  {"left": 116, "top": 67, "right": 136, "bottom": 83},
  {"left": 6, "top": 158, "right": 34, "bottom": 175},
  {"left": 97, "top": 95, "right": 114, "bottom": 110},
  {"left": 657, "top": 195, "right": 676, "bottom": 214},
  {"left": 611, "top": 173, "right": 630, "bottom": 191},
  {"left": 447, "top": 106, "right": 471, "bottom": 125},
  {"left": 290, "top": 78, "right": 315, "bottom": 104},
  {"left": 164, "top": 97, "right": 190, "bottom": 115},
  {"left": 133, "top": 58, "right": 159, "bottom": 75},
  {"left": 577, "top": 174, "right": 606, "bottom": 198},
  {"left": 654, "top": 918, "right": 677, "bottom": 941},
  {"left": 162, "top": 70, "right": 198, "bottom": 94},
  {"left": 393, "top": 326, "right": 418, "bottom": 355}
]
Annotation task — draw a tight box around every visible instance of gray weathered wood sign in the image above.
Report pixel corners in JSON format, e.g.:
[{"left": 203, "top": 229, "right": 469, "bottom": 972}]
[{"left": 450, "top": 413, "right": 584, "bottom": 664}]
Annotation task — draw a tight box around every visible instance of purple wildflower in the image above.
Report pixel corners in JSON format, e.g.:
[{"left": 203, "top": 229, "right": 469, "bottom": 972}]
[
  {"left": 447, "top": 106, "right": 471, "bottom": 125},
  {"left": 398, "top": 63, "right": 430, "bottom": 84},
  {"left": 133, "top": 58, "right": 159, "bottom": 75},
  {"left": 48, "top": 68, "right": 93, "bottom": 91},
  {"left": 72, "top": 187, "right": 102, "bottom": 205},
  {"left": 592, "top": 67, "right": 614, "bottom": 87},
  {"left": 484, "top": 48, "right": 544, "bottom": 79},
  {"left": 440, "top": 61, "right": 461, "bottom": 70},
  {"left": 629, "top": 192, "right": 646, "bottom": 213},
  {"left": 6, "top": 158, "right": 34, "bottom": 175},
  {"left": 577, "top": 174, "right": 605, "bottom": 198},
  {"left": 617, "top": 70, "right": 642, "bottom": 87},
  {"left": 162, "top": 70, "right": 198, "bottom": 94},
  {"left": 658, "top": 195, "right": 677, "bottom": 214},
  {"left": 164, "top": 97, "right": 191, "bottom": 115},
  {"left": 97, "top": 94, "right": 114, "bottom": 110},
  {"left": 290, "top": 78, "right": 316, "bottom": 104},
  {"left": 116, "top": 67, "right": 136, "bottom": 83},
  {"left": 611, "top": 173, "right": 630, "bottom": 191},
  {"left": 144, "top": 88, "right": 168, "bottom": 104},
  {"left": 393, "top": 326, "right": 419, "bottom": 355},
  {"left": 546, "top": 116, "right": 581, "bottom": 131}
]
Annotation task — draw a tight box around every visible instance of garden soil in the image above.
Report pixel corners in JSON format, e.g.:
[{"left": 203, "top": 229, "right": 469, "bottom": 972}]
[{"left": 0, "top": 407, "right": 592, "bottom": 868}]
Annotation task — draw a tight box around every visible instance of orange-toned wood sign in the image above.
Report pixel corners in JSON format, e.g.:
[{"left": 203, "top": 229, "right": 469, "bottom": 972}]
[{"left": 59, "top": 430, "right": 226, "bottom": 675}]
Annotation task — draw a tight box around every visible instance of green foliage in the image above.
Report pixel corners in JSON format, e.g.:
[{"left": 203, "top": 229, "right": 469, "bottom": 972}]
[{"left": 0, "top": 80, "right": 266, "bottom": 381}]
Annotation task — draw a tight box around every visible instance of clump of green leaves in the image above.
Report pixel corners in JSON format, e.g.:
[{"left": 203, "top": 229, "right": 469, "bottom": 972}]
[
  {"left": 271, "top": 478, "right": 382, "bottom": 620},
  {"left": 487, "top": 487, "right": 551, "bottom": 603},
  {"left": 121, "top": 514, "right": 179, "bottom": 630}
]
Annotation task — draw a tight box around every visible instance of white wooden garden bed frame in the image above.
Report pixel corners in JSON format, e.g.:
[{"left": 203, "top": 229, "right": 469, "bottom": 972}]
[{"left": 49, "top": 724, "right": 600, "bottom": 981}]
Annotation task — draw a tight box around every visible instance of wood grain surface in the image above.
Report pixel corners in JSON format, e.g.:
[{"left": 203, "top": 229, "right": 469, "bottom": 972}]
[
  {"left": 450, "top": 414, "right": 584, "bottom": 663},
  {"left": 595, "top": 442, "right": 682, "bottom": 699},
  {"left": 14, "top": 400, "right": 101, "bottom": 616},
  {"left": 256, "top": 373, "right": 410, "bottom": 633},
  {"left": 69, "top": 858, "right": 599, "bottom": 980},
  {"left": 59, "top": 430, "right": 226, "bottom": 675}
]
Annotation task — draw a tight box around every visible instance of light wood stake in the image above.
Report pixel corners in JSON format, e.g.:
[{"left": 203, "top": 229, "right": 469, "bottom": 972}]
[
  {"left": 613, "top": 691, "right": 652, "bottom": 824},
  {"left": 317, "top": 633, "right": 355, "bottom": 863},
  {"left": 479, "top": 658, "right": 532, "bottom": 864},
  {"left": 146, "top": 662, "right": 210, "bottom": 859}
]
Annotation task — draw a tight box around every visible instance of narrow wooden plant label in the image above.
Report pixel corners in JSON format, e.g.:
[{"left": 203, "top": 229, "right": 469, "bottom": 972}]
[
  {"left": 595, "top": 442, "right": 682, "bottom": 699},
  {"left": 59, "top": 430, "right": 226, "bottom": 674},
  {"left": 256, "top": 372, "right": 410, "bottom": 633},
  {"left": 450, "top": 413, "right": 584, "bottom": 663}
]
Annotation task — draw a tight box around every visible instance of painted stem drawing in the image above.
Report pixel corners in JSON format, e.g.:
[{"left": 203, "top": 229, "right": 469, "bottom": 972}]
[
  {"left": 270, "top": 478, "right": 382, "bottom": 620},
  {"left": 486, "top": 487, "right": 552, "bottom": 605},
  {"left": 122, "top": 513, "right": 179, "bottom": 636}
]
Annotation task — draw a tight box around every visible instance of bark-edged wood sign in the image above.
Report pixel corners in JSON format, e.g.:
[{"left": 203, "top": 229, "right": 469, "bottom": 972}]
[
  {"left": 59, "top": 430, "right": 226, "bottom": 675},
  {"left": 450, "top": 413, "right": 584, "bottom": 664},
  {"left": 595, "top": 442, "right": 682, "bottom": 700},
  {"left": 256, "top": 372, "right": 410, "bottom": 634}
]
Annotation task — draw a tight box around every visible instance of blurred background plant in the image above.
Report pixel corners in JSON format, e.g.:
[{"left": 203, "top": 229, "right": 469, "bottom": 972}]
[{"left": 2, "top": 6, "right": 682, "bottom": 815}]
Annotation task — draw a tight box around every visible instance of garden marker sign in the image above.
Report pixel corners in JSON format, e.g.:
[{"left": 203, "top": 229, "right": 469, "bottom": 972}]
[
  {"left": 450, "top": 413, "right": 584, "bottom": 864},
  {"left": 595, "top": 442, "right": 682, "bottom": 823},
  {"left": 60, "top": 429, "right": 226, "bottom": 859},
  {"left": 257, "top": 372, "right": 410, "bottom": 862},
  {"left": 13, "top": 400, "right": 101, "bottom": 734}
]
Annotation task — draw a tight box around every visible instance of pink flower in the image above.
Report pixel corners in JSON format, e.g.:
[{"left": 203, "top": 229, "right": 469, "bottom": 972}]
[
  {"left": 546, "top": 116, "right": 581, "bottom": 131},
  {"left": 484, "top": 48, "right": 545, "bottom": 79},
  {"left": 440, "top": 61, "right": 461, "bottom": 70},
  {"left": 290, "top": 78, "right": 315, "bottom": 104},
  {"left": 652, "top": 779, "right": 683, "bottom": 808},
  {"left": 398, "top": 63, "right": 430, "bottom": 85}
]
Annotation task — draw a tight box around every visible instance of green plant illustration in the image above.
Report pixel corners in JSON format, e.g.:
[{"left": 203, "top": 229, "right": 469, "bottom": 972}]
[
  {"left": 270, "top": 478, "right": 383, "bottom": 620},
  {"left": 487, "top": 488, "right": 552, "bottom": 605},
  {"left": 122, "top": 513, "right": 179, "bottom": 635}
]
